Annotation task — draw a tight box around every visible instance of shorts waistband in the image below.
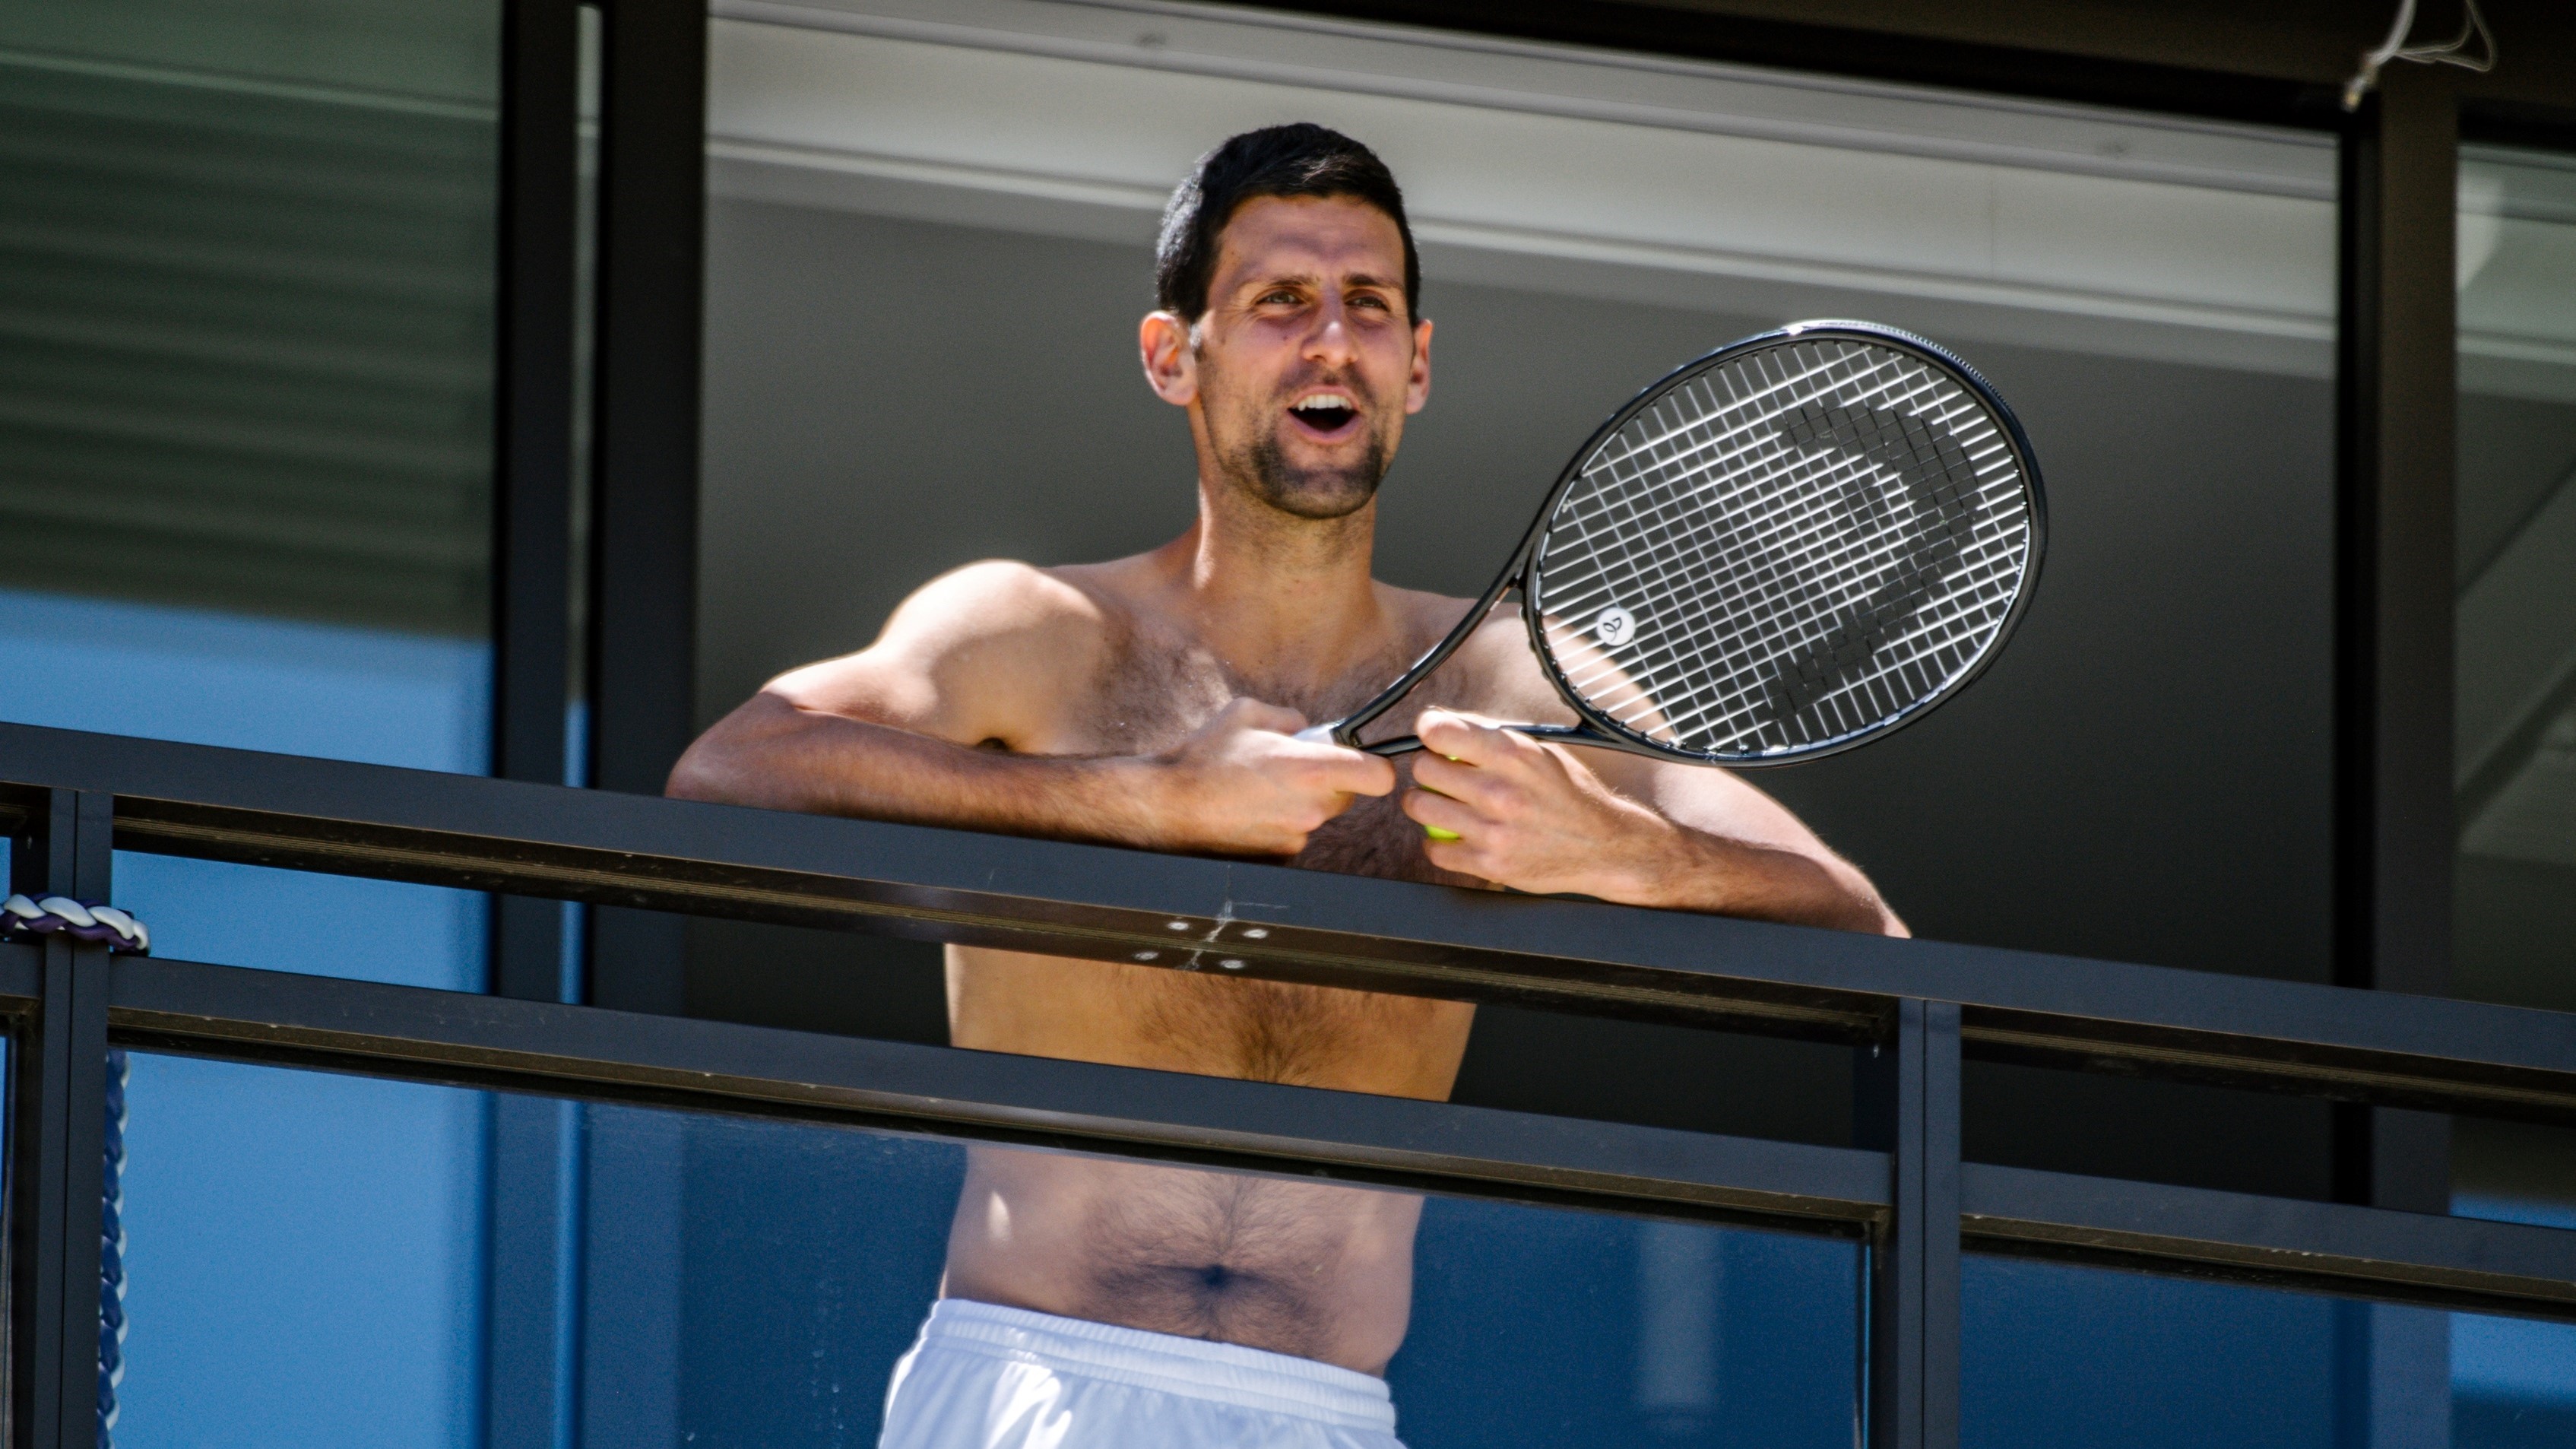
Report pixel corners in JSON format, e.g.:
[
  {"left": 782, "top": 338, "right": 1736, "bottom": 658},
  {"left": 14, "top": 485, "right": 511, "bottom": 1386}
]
[{"left": 917, "top": 1298, "right": 1396, "bottom": 1432}]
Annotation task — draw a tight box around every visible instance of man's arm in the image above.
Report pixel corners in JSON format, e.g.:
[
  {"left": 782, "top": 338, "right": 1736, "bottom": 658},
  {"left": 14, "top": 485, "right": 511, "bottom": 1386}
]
[
  {"left": 1399, "top": 709, "right": 1908, "bottom": 937},
  {"left": 669, "top": 561, "right": 1395, "bottom": 857}
]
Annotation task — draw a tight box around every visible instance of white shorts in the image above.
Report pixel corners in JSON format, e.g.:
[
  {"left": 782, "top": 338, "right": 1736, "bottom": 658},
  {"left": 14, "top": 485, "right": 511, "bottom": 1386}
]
[{"left": 879, "top": 1298, "right": 1406, "bottom": 1449}]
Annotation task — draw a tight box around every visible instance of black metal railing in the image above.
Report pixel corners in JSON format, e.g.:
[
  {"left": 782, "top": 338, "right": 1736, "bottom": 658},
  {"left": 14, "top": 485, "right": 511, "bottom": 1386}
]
[{"left": 5, "top": 718, "right": 2574, "bottom": 1449}]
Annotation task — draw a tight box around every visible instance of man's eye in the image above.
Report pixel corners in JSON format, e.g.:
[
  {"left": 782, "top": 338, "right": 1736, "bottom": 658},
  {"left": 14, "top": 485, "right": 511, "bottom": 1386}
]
[{"left": 1258, "top": 290, "right": 1301, "bottom": 306}]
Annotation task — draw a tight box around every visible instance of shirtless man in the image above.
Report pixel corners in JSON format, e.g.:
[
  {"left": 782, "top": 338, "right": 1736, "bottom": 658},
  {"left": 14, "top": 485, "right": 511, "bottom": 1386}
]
[{"left": 671, "top": 124, "right": 1904, "bottom": 1449}]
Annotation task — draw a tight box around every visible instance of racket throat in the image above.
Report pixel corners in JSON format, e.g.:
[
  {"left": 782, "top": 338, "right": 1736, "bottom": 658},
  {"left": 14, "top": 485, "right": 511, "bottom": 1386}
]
[{"left": 1352, "top": 722, "right": 1600, "bottom": 758}]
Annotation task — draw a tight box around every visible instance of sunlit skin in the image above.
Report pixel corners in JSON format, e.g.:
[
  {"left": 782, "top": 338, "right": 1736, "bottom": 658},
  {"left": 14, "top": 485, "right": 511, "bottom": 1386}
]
[{"left": 670, "top": 193, "right": 1903, "bottom": 1375}]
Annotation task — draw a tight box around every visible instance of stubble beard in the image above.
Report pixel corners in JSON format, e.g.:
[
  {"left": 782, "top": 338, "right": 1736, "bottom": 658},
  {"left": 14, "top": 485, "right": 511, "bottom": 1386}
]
[
  {"left": 1202, "top": 360, "right": 1395, "bottom": 522},
  {"left": 1234, "top": 423, "right": 1391, "bottom": 521}
]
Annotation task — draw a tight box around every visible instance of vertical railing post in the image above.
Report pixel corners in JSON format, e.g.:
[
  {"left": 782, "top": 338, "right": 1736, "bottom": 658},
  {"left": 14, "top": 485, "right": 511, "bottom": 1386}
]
[
  {"left": 566, "top": 5, "right": 709, "bottom": 1439},
  {"left": 1859, "top": 999, "right": 1960, "bottom": 1449},
  {"left": 8, "top": 791, "right": 112, "bottom": 1449},
  {"left": 2331, "top": 62, "right": 2459, "bottom": 1449},
  {"left": 487, "top": 3, "right": 591, "bottom": 1439},
  {"left": 491, "top": 0, "right": 585, "bottom": 1003},
  {"left": 2333, "top": 59, "right": 2458, "bottom": 1211},
  {"left": 583, "top": 0, "right": 706, "bottom": 1016}
]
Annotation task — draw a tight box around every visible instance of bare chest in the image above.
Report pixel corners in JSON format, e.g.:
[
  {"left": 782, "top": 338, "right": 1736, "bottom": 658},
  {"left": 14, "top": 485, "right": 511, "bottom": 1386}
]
[{"left": 1035, "top": 635, "right": 1486, "bottom": 887}]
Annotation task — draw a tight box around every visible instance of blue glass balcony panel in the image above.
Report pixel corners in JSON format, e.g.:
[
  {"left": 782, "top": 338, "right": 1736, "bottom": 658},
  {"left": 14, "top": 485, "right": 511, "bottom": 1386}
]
[{"left": 116, "top": 1052, "right": 1863, "bottom": 1449}]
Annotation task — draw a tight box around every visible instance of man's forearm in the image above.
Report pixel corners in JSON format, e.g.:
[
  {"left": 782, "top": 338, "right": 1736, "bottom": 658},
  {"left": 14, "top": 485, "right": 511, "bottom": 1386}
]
[
  {"left": 1606, "top": 817, "right": 1906, "bottom": 936},
  {"left": 668, "top": 699, "right": 1163, "bottom": 846}
]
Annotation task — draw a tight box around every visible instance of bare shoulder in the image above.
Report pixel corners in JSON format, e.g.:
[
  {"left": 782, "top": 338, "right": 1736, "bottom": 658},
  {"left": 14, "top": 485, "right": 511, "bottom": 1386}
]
[
  {"left": 765, "top": 558, "right": 1120, "bottom": 745},
  {"left": 1395, "top": 586, "right": 1575, "bottom": 724}
]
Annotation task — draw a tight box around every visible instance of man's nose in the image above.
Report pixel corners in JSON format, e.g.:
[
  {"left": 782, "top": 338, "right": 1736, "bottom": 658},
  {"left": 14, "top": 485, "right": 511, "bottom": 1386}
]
[{"left": 1301, "top": 300, "right": 1359, "bottom": 365}]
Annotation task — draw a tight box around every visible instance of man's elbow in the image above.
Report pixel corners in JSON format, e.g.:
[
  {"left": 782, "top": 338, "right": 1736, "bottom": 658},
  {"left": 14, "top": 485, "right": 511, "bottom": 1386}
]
[
  {"left": 664, "top": 697, "right": 785, "bottom": 804},
  {"left": 664, "top": 734, "right": 734, "bottom": 803},
  {"left": 1816, "top": 856, "right": 1906, "bottom": 938}
]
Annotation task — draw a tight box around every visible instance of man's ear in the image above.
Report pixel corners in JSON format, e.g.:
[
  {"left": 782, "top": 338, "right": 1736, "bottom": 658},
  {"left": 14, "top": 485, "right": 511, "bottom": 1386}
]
[
  {"left": 1405, "top": 316, "right": 1433, "bottom": 416},
  {"left": 1140, "top": 310, "right": 1197, "bottom": 407}
]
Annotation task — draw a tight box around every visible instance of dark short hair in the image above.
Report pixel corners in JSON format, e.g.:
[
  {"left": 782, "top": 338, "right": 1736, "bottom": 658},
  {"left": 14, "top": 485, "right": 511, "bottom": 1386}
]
[{"left": 1154, "top": 123, "right": 1420, "bottom": 324}]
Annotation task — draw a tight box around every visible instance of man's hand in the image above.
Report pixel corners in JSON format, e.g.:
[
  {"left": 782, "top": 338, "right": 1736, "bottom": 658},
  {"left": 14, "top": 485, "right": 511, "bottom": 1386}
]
[
  {"left": 1401, "top": 709, "right": 1681, "bottom": 899},
  {"left": 1400, "top": 709, "right": 1903, "bottom": 934},
  {"left": 1143, "top": 699, "right": 1397, "bottom": 856}
]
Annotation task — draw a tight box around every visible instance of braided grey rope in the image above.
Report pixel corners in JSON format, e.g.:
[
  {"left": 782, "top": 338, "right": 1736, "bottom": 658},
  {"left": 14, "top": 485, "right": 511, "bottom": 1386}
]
[
  {"left": 1, "top": 895, "right": 149, "bottom": 953},
  {"left": 101, "top": 1048, "right": 128, "bottom": 1449},
  {"left": 3, "top": 896, "right": 144, "bottom": 1447}
]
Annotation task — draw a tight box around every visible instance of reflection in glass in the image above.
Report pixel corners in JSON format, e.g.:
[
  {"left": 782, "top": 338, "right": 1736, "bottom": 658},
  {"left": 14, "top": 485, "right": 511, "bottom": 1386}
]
[
  {"left": 1964, "top": 1253, "right": 2576, "bottom": 1448},
  {"left": 2454, "top": 1119, "right": 2576, "bottom": 1235},
  {"left": 119, "top": 1054, "right": 1861, "bottom": 1447},
  {"left": 0, "top": 0, "right": 498, "bottom": 769},
  {"left": 2454, "top": 143, "right": 2576, "bottom": 1019}
]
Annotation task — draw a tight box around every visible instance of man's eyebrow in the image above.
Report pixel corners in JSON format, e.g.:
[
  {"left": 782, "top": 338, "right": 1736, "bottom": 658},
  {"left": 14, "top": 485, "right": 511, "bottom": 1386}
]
[{"left": 1234, "top": 269, "right": 1402, "bottom": 292}]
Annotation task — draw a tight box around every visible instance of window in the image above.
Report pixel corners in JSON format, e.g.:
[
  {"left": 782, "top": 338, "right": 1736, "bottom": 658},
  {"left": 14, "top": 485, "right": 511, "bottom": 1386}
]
[
  {"left": 0, "top": 0, "right": 502, "bottom": 775},
  {"left": 2454, "top": 141, "right": 2576, "bottom": 1019}
]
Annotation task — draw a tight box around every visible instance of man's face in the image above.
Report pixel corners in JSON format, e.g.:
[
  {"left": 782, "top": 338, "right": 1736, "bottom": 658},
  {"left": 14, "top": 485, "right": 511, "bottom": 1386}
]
[{"left": 1144, "top": 194, "right": 1432, "bottom": 519}]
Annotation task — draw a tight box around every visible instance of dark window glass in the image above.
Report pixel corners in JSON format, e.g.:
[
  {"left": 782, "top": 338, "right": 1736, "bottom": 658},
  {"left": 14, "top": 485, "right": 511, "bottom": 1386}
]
[
  {"left": 1963, "top": 1253, "right": 2576, "bottom": 1448},
  {"left": 2454, "top": 142, "right": 2576, "bottom": 1017}
]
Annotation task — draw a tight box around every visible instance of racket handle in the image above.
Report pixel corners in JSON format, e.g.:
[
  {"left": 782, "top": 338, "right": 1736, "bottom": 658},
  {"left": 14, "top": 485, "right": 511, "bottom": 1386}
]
[
  {"left": 1293, "top": 721, "right": 1425, "bottom": 755},
  {"left": 1361, "top": 724, "right": 1595, "bottom": 757},
  {"left": 1302, "top": 724, "right": 1597, "bottom": 756}
]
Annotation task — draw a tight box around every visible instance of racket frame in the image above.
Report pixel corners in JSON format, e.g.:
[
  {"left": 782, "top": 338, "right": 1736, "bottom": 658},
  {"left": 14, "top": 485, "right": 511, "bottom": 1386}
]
[{"left": 1317, "top": 319, "right": 2046, "bottom": 767}]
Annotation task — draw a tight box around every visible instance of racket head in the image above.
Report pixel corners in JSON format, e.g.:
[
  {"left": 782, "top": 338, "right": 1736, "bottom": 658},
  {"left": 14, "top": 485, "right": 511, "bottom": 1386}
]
[{"left": 1518, "top": 320, "right": 2045, "bottom": 766}]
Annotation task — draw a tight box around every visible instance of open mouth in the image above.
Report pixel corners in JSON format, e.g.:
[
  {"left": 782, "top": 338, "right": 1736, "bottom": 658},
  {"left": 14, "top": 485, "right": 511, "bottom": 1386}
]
[{"left": 1288, "top": 392, "right": 1360, "bottom": 437}]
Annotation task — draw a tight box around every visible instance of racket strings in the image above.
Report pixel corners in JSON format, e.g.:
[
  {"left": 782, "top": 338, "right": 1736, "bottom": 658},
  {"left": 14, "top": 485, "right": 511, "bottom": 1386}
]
[
  {"left": 1546, "top": 366, "right": 1898, "bottom": 681},
  {"left": 1552, "top": 351, "right": 1944, "bottom": 642},
  {"left": 1554, "top": 353, "right": 1938, "bottom": 714},
  {"left": 1611, "top": 385, "right": 2017, "bottom": 744},
  {"left": 1532, "top": 338, "right": 2033, "bottom": 759}
]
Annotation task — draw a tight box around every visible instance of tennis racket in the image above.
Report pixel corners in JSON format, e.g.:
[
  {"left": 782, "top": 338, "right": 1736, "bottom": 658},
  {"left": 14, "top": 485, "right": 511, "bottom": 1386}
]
[{"left": 1297, "top": 320, "right": 2045, "bottom": 766}]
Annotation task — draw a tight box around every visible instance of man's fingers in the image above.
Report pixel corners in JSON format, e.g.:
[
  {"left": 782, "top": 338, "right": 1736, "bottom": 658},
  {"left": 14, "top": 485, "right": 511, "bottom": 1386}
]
[
  {"left": 1402, "top": 785, "right": 1478, "bottom": 837},
  {"left": 1414, "top": 708, "right": 1528, "bottom": 769},
  {"left": 1307, "top": 747, "right": 1398, "bottom": 797},
  {"left": 1411, "top": 751, "right": 1507, "bottom": 811}
]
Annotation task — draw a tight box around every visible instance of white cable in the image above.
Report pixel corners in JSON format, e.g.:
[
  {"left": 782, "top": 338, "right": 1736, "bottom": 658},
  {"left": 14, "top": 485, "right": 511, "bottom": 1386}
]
[{"left": 2343, "top": 0, "right": 2498, "bottom": 112}]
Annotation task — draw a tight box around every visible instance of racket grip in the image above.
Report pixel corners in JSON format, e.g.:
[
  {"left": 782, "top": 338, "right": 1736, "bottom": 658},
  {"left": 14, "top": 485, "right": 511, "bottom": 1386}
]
[{"left": 1294, "top": 722, "right": 1426, "bottom": 756}]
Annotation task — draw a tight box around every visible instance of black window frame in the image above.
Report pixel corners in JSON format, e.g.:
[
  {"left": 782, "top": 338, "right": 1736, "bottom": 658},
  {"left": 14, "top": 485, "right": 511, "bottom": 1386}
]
[{"left": 8, "top": 4, "right": 2576, "bottom": 1449}]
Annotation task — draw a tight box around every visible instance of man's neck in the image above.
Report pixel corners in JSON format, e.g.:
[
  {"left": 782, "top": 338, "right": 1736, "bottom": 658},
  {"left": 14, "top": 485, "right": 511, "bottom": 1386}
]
[{"left": 1155, "top": 486, "right": 1394, "bottom": 696}]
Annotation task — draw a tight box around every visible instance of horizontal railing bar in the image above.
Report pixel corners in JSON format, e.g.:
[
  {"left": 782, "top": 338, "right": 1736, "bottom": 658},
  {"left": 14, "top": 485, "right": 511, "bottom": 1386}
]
[
  {"left": 96, "top": 950, "right": 1888, "bottom": 1229},
  {"left": 7, "top": 721, "right": 2575, "bottom": 1121},
  {"left": 1963, "top": 1162, "right": 2576, "bottom": 1321}
]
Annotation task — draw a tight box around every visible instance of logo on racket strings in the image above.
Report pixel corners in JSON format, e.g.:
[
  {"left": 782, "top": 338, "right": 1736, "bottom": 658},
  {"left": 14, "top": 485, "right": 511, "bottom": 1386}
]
[
  {"left": 1761, "top": 401, "right": 1980, "bottom": 730},
  {"left": 1593, "top": 606, "right": 1636, "bottom": 648}
]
